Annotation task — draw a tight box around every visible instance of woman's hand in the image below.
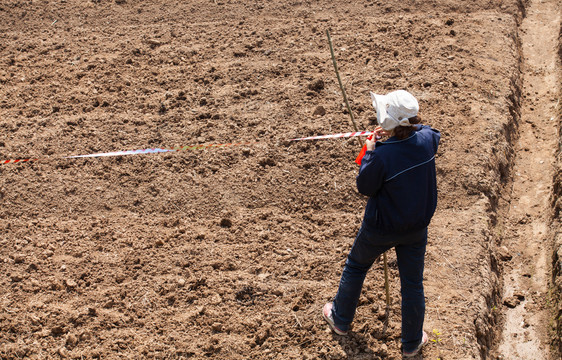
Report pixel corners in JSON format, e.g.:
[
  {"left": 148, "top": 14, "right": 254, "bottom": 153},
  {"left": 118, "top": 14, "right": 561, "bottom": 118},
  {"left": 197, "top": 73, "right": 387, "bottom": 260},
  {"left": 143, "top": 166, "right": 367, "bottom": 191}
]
[
  {"left": 366, "top": 127, "right": 389, "bottom": 151},
  {"left": 365, "top": 135, "right": 377, "bottom": 151}
]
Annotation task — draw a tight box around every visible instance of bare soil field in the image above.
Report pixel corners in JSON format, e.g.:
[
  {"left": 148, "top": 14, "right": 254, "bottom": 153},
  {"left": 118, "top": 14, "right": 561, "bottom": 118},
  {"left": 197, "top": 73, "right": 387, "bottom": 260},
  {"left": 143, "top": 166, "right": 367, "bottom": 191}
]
[{"left": 0, "top": 0, "right": 559, "bottom": 359}]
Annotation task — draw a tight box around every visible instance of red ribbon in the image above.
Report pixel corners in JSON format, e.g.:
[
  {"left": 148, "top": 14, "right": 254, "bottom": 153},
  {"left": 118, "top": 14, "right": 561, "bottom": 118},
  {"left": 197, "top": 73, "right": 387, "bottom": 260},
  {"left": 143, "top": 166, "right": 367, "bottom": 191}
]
[{"left": 355, "top": 134, "right": 375, "bottom": 165}]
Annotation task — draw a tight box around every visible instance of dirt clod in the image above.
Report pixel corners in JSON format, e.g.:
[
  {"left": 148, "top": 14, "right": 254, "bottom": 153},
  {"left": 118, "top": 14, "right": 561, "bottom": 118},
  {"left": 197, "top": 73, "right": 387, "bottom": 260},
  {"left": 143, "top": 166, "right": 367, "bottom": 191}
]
[
  {"left": 51, "top": 326, "right": 65, "bottom": 336},
  {"left": 308, "top": 79, "right": 325, "bottom": 92},
  {"left": 220, "top": 218, "right": 232, "bottom": 228},
  {"left": 504, "top": 296, "right": 521, "bottom": 308},
  {"left": 313, "top": 106, "right": 326, "bottom": 116},
  {"left": 65, "top": 333, "right": 78, "bottom": 347}
]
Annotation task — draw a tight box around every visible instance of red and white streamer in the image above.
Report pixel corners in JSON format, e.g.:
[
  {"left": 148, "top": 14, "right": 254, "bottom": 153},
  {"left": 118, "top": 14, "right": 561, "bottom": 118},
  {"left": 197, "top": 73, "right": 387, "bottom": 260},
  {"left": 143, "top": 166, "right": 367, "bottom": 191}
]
[
  {"left": 1, "top": 131, "right": 374, "bottom": 165},
  {"left": 289, "top": 130, "right": 374, "bottom": 142}
]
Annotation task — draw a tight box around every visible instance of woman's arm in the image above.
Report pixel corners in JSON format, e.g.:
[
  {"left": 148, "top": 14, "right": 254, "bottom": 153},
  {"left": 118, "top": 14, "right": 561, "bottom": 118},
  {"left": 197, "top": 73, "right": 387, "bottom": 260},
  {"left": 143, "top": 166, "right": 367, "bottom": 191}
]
[{"left": 356, "top": 151, "right": 385, "bottom": 197}]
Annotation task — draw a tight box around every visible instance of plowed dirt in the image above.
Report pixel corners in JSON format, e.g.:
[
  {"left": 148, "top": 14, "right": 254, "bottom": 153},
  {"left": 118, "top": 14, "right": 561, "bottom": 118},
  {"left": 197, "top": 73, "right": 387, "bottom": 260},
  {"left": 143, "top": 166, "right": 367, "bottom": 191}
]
[{"left": 1, "top": 1, "right": 557, "bottom": 359}]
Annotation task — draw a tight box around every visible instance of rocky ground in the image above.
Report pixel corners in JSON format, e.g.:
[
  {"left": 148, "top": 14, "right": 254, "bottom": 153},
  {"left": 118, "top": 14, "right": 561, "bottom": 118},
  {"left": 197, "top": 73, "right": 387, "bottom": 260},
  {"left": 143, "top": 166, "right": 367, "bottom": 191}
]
[{"left": 0, "top": 0, "right": 559, "bottom": 359}]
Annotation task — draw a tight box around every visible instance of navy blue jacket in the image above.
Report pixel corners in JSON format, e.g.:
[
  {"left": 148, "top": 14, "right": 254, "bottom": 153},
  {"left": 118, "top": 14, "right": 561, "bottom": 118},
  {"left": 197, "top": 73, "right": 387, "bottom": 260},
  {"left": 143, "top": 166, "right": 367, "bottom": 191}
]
[{"left": 357, "top": 125, "right": 440, "bottom": 236}]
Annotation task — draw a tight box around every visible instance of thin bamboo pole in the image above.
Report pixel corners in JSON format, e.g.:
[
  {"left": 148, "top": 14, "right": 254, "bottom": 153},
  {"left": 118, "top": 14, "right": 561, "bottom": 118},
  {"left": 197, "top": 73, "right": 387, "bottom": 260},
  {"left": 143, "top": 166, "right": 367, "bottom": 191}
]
[
  {"left": 326, "top": 30, "right": 362, "bottom": 148},
  {"left": 327, "top": 30, "right": 391, "bottom": 311}
]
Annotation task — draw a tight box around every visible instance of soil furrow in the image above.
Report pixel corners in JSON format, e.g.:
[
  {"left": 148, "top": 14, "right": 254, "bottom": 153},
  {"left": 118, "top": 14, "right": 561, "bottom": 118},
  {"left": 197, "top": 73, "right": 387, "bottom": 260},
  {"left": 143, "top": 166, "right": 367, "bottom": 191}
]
[{"left": 495, "top": 0, "right": 561, "bottom": 358}]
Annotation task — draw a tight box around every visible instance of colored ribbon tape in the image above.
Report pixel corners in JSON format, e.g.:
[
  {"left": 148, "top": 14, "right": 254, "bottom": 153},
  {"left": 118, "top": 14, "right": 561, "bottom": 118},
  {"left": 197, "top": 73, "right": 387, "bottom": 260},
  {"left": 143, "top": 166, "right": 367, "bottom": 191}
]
[{"left": 1, "top": 131, "right": 374, "bottom": 165}]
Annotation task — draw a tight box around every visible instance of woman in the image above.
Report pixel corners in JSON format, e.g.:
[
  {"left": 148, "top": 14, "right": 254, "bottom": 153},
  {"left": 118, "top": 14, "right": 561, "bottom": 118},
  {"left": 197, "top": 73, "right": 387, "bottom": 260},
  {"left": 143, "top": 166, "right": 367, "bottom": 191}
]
[{"left": 323, "top": 90, "right": 441, "bottom": 358}]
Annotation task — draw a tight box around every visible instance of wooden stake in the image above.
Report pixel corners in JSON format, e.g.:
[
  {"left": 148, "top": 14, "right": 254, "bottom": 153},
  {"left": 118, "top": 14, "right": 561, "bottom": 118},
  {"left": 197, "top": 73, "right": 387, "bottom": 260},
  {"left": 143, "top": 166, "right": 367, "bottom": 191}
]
[
  {"left": 326, "top": 30, "right": 362, "bottom": 147},
  {"left": 327, "top": 29, "right": 391, "bottom": 311}
]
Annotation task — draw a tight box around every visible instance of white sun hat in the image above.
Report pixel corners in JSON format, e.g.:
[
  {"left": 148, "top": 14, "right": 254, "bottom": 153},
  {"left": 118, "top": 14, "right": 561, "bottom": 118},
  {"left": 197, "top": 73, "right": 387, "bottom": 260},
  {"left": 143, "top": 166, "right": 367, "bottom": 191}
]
[{"left": 370, "top": 90, "right": 419, "bottom": 131}]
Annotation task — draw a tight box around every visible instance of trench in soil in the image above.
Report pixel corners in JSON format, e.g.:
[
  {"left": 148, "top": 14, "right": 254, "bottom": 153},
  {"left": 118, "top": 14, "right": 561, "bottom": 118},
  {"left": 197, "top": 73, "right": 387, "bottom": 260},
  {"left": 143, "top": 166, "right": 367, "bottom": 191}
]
[{"left": 492, "top": 0, "right": 561, "bottom": 358}]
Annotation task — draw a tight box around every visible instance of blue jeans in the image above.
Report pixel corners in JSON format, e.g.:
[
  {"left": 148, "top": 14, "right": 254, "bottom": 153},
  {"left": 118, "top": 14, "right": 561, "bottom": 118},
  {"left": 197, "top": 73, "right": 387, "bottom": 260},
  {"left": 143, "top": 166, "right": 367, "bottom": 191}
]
[{"left": 332, "top": 225, "right": 427, "bottom": 352}]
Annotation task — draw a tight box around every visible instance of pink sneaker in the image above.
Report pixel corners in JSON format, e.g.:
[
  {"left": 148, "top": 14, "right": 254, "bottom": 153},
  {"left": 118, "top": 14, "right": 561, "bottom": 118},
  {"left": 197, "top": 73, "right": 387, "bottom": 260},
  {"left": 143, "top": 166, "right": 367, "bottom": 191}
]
[
  {"left": 403, "top": 331, "right": 428, "bottom": 358},
  {"left": 322, "top": 302, "right": 348, "bottom": 336}
]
